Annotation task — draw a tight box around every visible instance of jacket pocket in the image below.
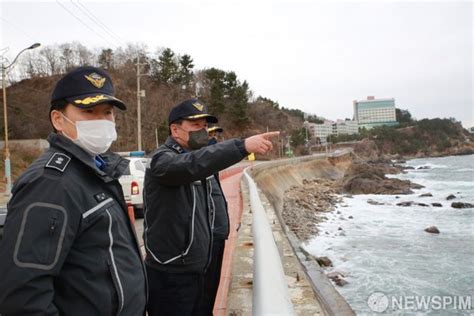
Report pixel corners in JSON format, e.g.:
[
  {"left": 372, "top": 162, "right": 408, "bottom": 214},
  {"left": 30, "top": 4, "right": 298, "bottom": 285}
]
[{"left": 14, "top": 202, "right": 67, "bottom": 270}]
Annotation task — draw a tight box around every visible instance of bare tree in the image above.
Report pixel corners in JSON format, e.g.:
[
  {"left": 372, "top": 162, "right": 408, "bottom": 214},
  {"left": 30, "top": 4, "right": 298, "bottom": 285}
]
[
  {"left": 60, "top": 43, "right": 75, "bottom": 72},
  {"left": 98, "top": 48, "right": 114, "bottom": 69},
  {"left": 75, "top": 42, "right": 93, "bottom": 66},
  {"left": 40, "top": 47, "right": 61, "bottom": 75},
  {"left": 19, "top": 50, "right": 49, "bottom": 78}
]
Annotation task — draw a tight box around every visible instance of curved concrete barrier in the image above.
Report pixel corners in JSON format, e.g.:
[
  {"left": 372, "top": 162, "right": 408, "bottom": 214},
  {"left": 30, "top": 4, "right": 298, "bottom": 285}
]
[{"left": 246, "top": 152, "right": 355, "bottom": 316}]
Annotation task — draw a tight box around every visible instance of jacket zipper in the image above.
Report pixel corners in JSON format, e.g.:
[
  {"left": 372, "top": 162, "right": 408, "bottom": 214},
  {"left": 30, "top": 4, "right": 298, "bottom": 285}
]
[
  {"left": 106, "top": 209, "right": 125, "bottom": 315},
  {"left": 109, "top": 183, "right": 148, "bottom": 306},
  {"left": 204, "top": 178, "right": 214, "bottom": 272}
]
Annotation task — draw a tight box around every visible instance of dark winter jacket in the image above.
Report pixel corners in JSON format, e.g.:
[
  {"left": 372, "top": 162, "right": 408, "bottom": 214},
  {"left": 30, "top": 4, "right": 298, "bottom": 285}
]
[
  {"left": 209, "top": 175, "right": 229, "bottom": 241},
  {"left": 143, "top": 136, "right": 247, "bottom": 273},
  {"left": 0, "top": 133, "right": 147, "bottom": 316}
]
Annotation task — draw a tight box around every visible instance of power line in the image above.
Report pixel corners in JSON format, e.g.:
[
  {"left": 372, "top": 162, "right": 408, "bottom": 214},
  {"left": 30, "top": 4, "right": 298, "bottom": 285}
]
[
  {"left": 69, "top": 0, "right": 122, "bottom": 46},
  {"left": 0, "top": 16, "right": 37, "bottom": 43},
  {"left": 73, "top": 0, "right": 127, "bottom": 46},
  {"left": 55, "top": 0, "right": 116, "bottom": 47}
]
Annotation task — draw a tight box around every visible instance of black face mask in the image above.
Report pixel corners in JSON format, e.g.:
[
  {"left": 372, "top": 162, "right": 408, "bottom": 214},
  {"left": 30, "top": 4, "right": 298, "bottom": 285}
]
[{"left": 188, "top": 128, "right": 209, "bottom": 150}]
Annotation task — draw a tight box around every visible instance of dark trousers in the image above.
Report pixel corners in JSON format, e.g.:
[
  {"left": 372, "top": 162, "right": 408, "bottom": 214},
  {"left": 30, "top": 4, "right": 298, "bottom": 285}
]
[
  {"left": 146, "top": 265, "right": 204, "bottom": 316},
  {"left": 198, "top": 239, "right": 226, "bottom": 316}
]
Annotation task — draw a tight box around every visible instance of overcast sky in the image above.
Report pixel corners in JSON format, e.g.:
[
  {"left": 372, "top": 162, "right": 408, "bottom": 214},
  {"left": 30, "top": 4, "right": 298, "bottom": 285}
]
[{"left": 1, "top": 0, "right": 473, "bottom": 127}]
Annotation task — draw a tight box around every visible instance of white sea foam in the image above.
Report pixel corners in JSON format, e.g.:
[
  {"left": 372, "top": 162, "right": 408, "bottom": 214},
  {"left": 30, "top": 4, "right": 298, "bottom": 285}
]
[{"left": 304, "top": 155, "right": 474, "bottom": 315}]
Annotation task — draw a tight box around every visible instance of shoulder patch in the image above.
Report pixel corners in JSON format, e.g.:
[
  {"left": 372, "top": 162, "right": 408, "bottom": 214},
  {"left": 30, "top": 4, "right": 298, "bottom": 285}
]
[
  {"left": 171, "top": 144, "right": 185, "bottom": 154},
  {"left": 45, "top": 153, "right": 71, "bottom": 173},
  {"left": 93, "top": 192, "right": 110, "bottom": 203}
]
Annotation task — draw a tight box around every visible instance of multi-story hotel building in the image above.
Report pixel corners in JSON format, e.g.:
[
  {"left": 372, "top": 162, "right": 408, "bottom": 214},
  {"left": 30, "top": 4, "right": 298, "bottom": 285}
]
[{"left": 353, "top": 96, "right": 398, "bottom": 129}]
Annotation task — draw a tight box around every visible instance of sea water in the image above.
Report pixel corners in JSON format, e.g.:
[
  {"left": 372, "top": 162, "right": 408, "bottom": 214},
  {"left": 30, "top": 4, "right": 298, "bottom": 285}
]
[{"left": 304, "top": 155, "right": 474, "bottom": 315}]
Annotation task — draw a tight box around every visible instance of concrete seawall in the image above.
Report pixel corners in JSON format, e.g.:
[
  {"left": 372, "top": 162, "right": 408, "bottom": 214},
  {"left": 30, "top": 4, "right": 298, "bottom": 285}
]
[
  {"left": 247, "top": 153, "right": 355, "bottom": 315},
  {"left": 250, "top": 154, "right": 351, "bottom": 233}
]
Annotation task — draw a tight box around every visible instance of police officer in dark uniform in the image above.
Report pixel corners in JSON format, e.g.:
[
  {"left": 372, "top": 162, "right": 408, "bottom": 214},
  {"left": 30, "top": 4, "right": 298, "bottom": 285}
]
[
  {"left": 207, "top": 126, "right": 223, "bottom": 145},
  {"left": 199, "top": 125, "right": 230, "bottom": 315},
  {"left": 0, "top": 66, "right": 147, "bottom": 315},
  {"left": 144, "top": 99, "right": 279, "bottom": 316}
]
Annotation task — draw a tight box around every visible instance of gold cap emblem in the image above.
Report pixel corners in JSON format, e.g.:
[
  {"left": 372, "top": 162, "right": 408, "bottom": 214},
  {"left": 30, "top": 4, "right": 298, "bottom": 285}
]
[
  {"left": 192, "top": 102, "right": 204, "bottom": 111},
  {"left": 84, "top": 73, "right": 106, "bottom": 88}
]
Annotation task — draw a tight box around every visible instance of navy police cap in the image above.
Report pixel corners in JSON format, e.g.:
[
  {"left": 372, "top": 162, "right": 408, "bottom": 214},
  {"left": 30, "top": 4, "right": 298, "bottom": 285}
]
[
  {"left": 51, "top": 66, "right": 126, "bottom": 110},
  {"left": 208, "top": 126, "right": 223, "bottom": 133},
  {"left": 168, "top": 99, "right": 218, "bottom": 125}
]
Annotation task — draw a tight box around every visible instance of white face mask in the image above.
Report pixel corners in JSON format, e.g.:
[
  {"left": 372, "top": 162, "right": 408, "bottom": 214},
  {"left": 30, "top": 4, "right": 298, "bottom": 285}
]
[{"left": 61, "top": 113, "right": 117, "bottom": 156}]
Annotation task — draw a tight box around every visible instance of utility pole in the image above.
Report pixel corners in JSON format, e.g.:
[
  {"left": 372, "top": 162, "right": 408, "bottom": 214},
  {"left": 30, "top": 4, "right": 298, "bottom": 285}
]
[
  {"left": 136, "top": 56, "right": 146, "bottom": 152},
  {"left": 277, "top": 134, "right": 281, "bottom": 158},
  {"left": 2, "top": 43, "right": 40, "bottom": 196},
  {"left": 2, "top": 64, "right": 11, "bottom": 195}
]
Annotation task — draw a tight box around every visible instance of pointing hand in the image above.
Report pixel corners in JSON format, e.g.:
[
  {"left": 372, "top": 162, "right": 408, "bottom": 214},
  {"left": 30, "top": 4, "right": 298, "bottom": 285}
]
[{"left": 244, "top": 131, "right": 280, "bottom": 155}]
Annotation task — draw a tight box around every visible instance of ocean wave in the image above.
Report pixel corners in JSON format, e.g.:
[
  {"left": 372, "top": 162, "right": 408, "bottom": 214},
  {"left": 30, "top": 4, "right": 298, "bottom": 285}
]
[
  {"left": 309, "top": 155, "right": 474, "bottom": 315},
  {"left": 453, "top": 168, "right": 474, "bottom": 172},
  {"left": 405, "top": 163, "right": 449, "bottom": 169}
]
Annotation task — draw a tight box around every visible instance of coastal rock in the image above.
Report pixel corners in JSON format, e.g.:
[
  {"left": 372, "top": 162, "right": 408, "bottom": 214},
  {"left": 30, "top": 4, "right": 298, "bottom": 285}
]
[
  {"left": 417, "top": 166, "right": 431, "bottom": 170},
  {"left": 329, "top": 274, "right": 349, "bottom": 287},
  {"left": 411, "top": 183, "right": 425, "bottom": 190},
  {"left": 339, "top": 162, "right": 424, "bottom": 195},
  {"left": 352, "top": 139, "right": 379, "bottom": 160},
  {"left": 424, "top": 226, "right": 440, "bottom": 234},
  {"left": 431, "top": 203, "right": 443, "bottom": 207},
  {"left": 348, "top": 216, "right": 354, "bottom": 219},
  {"left": 367, "top": 199, "right": 385, "bottom": 205},
  {"left": 316, "top": 256, "right": 333, "bottom": 267},
  {"left": 446, "top": 194, "right": 457, "bottom": 200},
  {"left": 397, "top": 201, "right": 414, "bottom": 207},
  {"left": 451, "top": 202, "right": 474, "bottom": 209},
  {"left": 419, "top": 193, "right": 433, "bottom": 197},
  {"left": 327, "top": 271, "right": 347, "bottom": 279},
  {"left": 404, "top": 166, "right": 415, "bottom": 170},
  {"left": 282, "top": 179, "right": 342, "bottom": 240}
]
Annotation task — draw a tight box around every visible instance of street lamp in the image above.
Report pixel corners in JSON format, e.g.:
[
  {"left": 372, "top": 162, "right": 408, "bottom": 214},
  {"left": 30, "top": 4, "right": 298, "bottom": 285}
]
[{"left": 2, "top": 42, "right": 41, "bottom": 195}]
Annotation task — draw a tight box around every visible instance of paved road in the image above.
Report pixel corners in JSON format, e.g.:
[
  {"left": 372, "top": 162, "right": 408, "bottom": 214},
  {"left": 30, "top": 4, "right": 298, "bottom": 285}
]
[{"left": 134, "top": 218, "right": 145, "bottom": 257}]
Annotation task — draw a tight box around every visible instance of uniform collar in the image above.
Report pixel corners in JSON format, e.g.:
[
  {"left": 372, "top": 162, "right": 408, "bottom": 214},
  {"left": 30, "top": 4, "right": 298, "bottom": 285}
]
[
  {"left": 47, "top": 133, "right": 128, "bottom": 181},
  {"left": 165, "top": 136, "right": 187, "bottom": 154}
]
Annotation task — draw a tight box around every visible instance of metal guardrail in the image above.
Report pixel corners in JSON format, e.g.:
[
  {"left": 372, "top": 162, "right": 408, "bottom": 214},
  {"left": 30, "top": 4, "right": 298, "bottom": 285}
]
[
  {"left": 246, "top": 150, "right": 355, "bottom": 316},
  {"left": 243, "top": 170, "right": 295, "bottom": 316}
]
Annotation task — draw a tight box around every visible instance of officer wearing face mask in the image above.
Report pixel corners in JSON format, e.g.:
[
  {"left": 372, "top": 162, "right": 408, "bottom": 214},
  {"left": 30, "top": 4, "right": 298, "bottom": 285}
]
[
  {"left": 0, "top": 66, "right": 147, "bottom": 316},
  {"left": 144, "top": 99, "right": 279, "bottom": 316},
  {"left": 207, "top": 126, "right": 223, "bottom": 145},
  {"left": 198, "top": 124, "right": 229, "bottom": 315}
]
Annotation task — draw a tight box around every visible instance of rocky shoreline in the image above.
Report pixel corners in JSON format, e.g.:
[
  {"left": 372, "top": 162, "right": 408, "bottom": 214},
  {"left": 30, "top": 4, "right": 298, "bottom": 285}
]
[
  {"left": 282, "top": 179, "right": 342, "bottom": 241},
  {"left": 282, "top": 158, "right": 425, "bottom": 241},
  {"left": 281, "top": 156, "right": 473, "bottom": 286},
  {"left": 282, "top": 157, "right": 473, "bottom": 241}
]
